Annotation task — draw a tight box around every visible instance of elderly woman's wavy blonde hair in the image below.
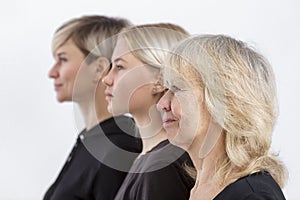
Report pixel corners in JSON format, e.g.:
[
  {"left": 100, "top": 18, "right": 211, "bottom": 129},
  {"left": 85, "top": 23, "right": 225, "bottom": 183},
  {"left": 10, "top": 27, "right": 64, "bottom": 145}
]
[{"left": 165, "top": 34, "right": 287, "bottom": 188}]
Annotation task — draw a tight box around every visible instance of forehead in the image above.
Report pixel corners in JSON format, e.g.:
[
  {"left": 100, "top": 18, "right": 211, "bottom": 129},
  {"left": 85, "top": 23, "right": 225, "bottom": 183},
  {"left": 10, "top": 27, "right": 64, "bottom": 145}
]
[
  {"left": 163, "top": 66, "right": 185, "bottom": 83},
  {"left": 111, "top": 36, "right": 130, "bottom": 61},
  {"left": 54, "top": 39, "right": 77, "bottom": 54},
  {"left": 163, "top": 65, "right": 202, "bottom": 88}
]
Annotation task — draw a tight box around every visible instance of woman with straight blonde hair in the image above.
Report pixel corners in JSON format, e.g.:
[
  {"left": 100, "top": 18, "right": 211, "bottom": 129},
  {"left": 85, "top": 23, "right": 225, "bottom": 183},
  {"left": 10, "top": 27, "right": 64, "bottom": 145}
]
[
  {"left": 102, "top": 23, "right": 195, "bottom": 200},
  {"left": 45, "top": 15, "right": 142, "bottom": 200},
  {"left": 158, "top": 34, "right": 287, "bottom": 199}
]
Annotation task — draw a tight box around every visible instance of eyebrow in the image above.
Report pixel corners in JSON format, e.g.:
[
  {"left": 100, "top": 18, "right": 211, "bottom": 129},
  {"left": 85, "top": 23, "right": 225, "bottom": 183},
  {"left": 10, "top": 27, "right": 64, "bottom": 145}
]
[
  {"left": 53, "top": 52, "right": 66, "bottom": 58},
  {"left": 164, "top": 80, "right": 171, "bottom": 87},
  {"left": 57, "top": 52, "right": 66, "bottom": 57},
  {"left": 112, "top": 57, "right": 127, "bottom": 64}
]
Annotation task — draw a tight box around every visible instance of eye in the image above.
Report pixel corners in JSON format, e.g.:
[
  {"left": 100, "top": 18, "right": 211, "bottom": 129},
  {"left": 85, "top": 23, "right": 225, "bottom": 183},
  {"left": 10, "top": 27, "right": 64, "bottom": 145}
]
[
  {"left": 163, "top": 88, "right": 169, "bottom": 94},
  {"left": 58, "top": 57, "right": 68, "bottom": 63},
  {"left": 116, "top": 65, "right": 124, "bottom": 71},
  {"left": 171, "top": 85, "right": 182, "bottom": 93}
]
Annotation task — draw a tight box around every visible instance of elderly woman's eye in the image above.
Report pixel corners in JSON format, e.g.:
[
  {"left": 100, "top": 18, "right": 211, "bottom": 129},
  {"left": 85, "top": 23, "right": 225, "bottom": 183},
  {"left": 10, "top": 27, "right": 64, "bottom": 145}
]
[
  {"left": 171, "top": 85, "right": 181, "bottom": 92},
  {"left": 163, "top": 88, "right": 169, "bottom": 94}
]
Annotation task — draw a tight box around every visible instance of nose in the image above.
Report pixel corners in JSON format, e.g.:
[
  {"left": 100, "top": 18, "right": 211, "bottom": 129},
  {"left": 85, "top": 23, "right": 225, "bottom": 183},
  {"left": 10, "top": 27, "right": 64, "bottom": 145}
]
[
  {"left": 157, "top": 90, "right": 171, "bottom": 112},
  {"left": 48, "top": 64, "right": 59, "bottom": 79},
  {"left": 102, "top": 72, "right": 113, "bottom": 86}
]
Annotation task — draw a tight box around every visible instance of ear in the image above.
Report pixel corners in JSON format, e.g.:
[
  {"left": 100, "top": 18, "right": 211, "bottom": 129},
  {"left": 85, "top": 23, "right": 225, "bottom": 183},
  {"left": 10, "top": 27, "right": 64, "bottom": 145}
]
[
  {"left": 151, "top": 82, "right": 165, "bottom": 95},
  {"left": 92, "top": 57, "right": 110, "bottom": 83}
]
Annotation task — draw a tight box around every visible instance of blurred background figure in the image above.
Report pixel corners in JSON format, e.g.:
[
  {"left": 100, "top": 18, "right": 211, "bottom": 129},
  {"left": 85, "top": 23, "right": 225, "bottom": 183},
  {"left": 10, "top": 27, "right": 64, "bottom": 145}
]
[{"left": 45, "top": 15, "right": 142, "bottom": 200}]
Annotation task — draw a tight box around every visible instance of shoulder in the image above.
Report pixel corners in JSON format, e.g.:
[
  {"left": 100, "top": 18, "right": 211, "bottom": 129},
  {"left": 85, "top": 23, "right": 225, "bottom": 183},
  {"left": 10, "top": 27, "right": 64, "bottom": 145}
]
[
  {"left": 142, "top": 163, "right": 193, "bottom": 185},
  {"left": 141, "top": 142, "right": 192, "bottom": 172},
  {"left": 132, "top": 151, "right": 194, "bottom": 199},
  {"left": 82, "top": 115, "right": 142, "bottom": 153},
  {"left": 215, "top": 172, "right": 286, "bottom": 200},
  {"left": 100, "top": 115, "right": 142, "bottom": 152},
  {"left": 78, "top": 116, "right": 142, "bottom": 172},
  {"left": 134, "top": 168, "right": 193, "bottom": 200},
  {"left": 115, "top": 143, "right": 194, "bottom": 200},
  {"left": 101, "top": 115, "right": 136, "bottom": 136}
]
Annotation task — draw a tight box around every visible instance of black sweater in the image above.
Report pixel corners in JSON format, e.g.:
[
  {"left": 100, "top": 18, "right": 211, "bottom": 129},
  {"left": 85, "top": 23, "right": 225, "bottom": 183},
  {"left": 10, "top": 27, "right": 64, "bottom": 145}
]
[
  {"left": 43, "top": 116, "right": 142, "bottom": 200},
  {"left": 114, "top": 140, "right": 195, "bottom": 200},
  {"left": 214, "top": 171, "right": 286, "bottom": 200}
]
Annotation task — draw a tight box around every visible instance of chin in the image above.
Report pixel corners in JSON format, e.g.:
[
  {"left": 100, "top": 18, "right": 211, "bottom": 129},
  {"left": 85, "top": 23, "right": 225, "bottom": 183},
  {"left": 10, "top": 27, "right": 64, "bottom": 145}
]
[
  {"left": 56, "top": 95, "right": 71, "bottom": 103},
  {"left": 169, "top": 134, "right": 193, "bottom": 150},
  {"left": 107, "top": 105, "right": 113, "bottom": 114},
  {"left": 164, "top": 127, "right": 178, "bottom": 139},
  {"left": 57, "top": 97, "right": 65, "bottom": 103},
  {"left": 166, "top": 132, "right": 181, "bottom": 145}
]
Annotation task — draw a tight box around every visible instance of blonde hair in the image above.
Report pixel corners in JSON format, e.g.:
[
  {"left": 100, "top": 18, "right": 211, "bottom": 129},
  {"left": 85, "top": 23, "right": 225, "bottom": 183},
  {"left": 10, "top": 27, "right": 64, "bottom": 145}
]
[
  {"left": 166, "top": 34, "right": 287, "bottom": 188},
  {"left": 52, "top": 15, "right": 131, "bottom": 62},
  {"left": 119, "top": 23, "right": 189, "bottom": 70}
]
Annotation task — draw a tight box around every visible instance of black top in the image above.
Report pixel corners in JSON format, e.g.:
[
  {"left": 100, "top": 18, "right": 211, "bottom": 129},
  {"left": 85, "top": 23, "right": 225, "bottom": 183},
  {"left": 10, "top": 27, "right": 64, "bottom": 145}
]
[
  {"left": 43, "top": 116, "right": 142, "bottom": 200},
  {"left": 114, "top": 140, "right": 195, "bottom": 200},
  {"left": 214, "top": 171, "right": 286, "bottom": 200}
]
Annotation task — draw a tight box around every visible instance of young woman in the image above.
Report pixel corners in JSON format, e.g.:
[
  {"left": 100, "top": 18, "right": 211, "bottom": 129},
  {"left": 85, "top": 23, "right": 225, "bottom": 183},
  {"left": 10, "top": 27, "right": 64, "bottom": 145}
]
[
  {"left": 158, "top": 34, "right": 287, "bottom": 200},
  {"left": 102, "top": 23, "right": 195, "bottom": 200},
  {"left": 45, "top": 15, "right": 142, "bottom": 200}
]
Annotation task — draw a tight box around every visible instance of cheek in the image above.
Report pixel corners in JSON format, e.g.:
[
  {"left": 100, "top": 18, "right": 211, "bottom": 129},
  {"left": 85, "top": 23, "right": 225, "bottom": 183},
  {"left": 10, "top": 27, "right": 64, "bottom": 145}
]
[
  {"left": 177, "top": 93, "right": 200, "bottom": 138},
  {"left": 173, "top": 93, "right": 196, "bottom": 120},
  {"left": 61, "top": 64, "right": 80, "bottom": 87},
  {"left": 113, "top": 69, "right": 155, "bottom": 111},
  {"left": 128, "top": 84, "right": 152, "bottom": 113},
  {"left": 113, "top": 76, "right": 133, "bottom": 107},
  {"left": 171, "top": 98, "right": 182, "bottom": 119},
  {"left": 110, "top": 74, "right": 142, "bottom": 114},
  {"left": 62, "top": 63, "right": 80, "bottom": 79},
  {"left": 73, "top": 66, "right": 95, "bottom": 99}
]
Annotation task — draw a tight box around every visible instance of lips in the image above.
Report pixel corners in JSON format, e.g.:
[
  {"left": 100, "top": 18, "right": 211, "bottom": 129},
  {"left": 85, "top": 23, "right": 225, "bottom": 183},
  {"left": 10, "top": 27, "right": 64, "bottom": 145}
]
[
  {"left": 54, "top": 83, "right": 63, "bottom": 91},
  {"left": 162, "top": 118, "right": 178, "bottom": 127},
  {"left": 104, "top": 90, "right": 113, "bottom": 101}
]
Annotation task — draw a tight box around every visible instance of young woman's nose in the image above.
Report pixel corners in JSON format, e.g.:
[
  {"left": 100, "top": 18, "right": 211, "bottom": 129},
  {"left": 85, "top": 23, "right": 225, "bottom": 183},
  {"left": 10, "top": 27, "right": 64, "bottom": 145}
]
[{"left": 102, "top": 73, "right": 113, "bottom": 86}]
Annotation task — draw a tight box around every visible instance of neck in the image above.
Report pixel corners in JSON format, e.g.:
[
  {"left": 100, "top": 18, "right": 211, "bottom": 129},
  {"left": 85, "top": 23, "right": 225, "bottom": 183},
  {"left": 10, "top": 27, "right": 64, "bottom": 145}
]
[
  {"left": 133, "top": 106, "right": 167, "bottom": 155},
  {"left": 187, "top": 133, "right": 226, "bottom": 200},
  {"left": 77, "top": 88, "right": 112, "bottom": 131},
  {"left": 139, "top": 128, "right": 167, "bottom": 155},
  {"left": 188, "top": 132, "right": 226, "bottom": 184}
]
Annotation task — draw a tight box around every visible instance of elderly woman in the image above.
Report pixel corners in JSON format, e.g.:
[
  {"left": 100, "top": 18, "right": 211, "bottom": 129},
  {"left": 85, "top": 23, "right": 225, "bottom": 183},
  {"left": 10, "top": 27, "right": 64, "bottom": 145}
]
[{"left": 158, "top": 34, "right": 287, "bottom": 200}]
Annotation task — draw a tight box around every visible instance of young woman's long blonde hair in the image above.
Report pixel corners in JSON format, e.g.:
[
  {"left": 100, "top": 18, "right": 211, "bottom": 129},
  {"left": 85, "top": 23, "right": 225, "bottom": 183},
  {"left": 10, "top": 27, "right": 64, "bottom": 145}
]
[{"left": 119, "top": 23, "right": 189, "bottom": 70}]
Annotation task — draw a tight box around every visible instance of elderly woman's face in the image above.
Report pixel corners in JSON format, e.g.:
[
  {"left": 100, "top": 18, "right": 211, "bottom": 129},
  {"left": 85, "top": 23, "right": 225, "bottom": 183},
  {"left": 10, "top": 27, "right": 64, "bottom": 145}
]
[{"left": 157, "top": 68, "right": 211, "bottom": 150}]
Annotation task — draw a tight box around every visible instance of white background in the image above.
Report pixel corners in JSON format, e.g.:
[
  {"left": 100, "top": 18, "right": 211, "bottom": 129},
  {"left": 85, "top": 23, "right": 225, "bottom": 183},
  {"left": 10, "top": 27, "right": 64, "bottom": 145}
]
[{"left": 0, "top": 0, "right": 299, "bottom": 199}]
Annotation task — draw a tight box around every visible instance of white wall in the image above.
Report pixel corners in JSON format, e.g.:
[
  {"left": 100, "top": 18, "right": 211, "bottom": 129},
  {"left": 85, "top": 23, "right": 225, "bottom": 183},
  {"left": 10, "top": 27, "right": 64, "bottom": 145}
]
[{"left": 0, "top": 0, "right": 299, "bottom": 199}]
